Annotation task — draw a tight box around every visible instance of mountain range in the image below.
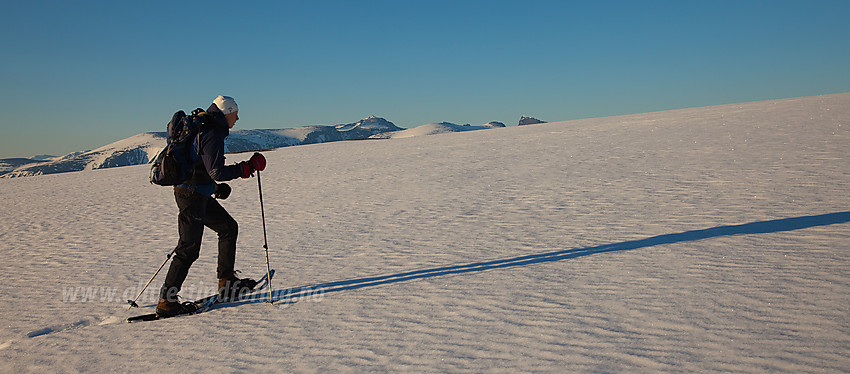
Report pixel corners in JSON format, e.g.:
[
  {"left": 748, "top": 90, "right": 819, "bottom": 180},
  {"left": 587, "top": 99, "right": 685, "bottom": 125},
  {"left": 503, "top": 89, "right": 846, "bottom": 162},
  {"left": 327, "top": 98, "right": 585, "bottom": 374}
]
[
  {"left": 1, "top": 115, "right": 547, "bottom": 178},
  {"left": 0, "top": 116, "right": 507, "bottom": 178}
]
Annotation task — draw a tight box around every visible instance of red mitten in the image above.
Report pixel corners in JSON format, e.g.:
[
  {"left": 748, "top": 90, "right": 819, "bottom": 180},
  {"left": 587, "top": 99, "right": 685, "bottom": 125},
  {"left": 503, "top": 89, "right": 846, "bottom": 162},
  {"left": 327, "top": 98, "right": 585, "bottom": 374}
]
[
  {"left": 249, "top": 152, "right": 266, "bottom": 171},
  {"left": 240, "top": 162, "right": 252, "bottom": 178}
]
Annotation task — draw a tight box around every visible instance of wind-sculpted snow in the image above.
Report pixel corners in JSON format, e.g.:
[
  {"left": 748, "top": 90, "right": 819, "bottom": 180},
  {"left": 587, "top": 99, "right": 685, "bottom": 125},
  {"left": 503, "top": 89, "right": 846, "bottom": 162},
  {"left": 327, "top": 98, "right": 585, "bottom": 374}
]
[{"left": 0, "top": 94, "right": 848, "bottom": 372}]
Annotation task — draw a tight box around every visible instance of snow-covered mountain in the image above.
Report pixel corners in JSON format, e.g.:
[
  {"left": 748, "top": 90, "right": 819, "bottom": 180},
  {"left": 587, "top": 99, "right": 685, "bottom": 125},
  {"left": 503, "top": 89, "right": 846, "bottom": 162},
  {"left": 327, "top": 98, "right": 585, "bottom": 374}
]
[
  {"left": 0, "top": 116, "right": 406, "bottom": 178},
  {"left": 0, "top": 158, "right": 42, "bottom": 175},
  {"left": 2, "top": 133, "right": 165, "bottom": 178},
  {"left": 518, "top": 115, "right": 546, "bottom": 125},
  {"left": 225, "top": 116, "right": 406, "bottom": 153},
  {"left": 334, "top": 115, "right": 405, "bottom": 138},
  {"left": 371, "top": 121, "right": 505, "bottom": 139},
  {"left": 1, "top": 115, "right": 514, "bottom": 178}
]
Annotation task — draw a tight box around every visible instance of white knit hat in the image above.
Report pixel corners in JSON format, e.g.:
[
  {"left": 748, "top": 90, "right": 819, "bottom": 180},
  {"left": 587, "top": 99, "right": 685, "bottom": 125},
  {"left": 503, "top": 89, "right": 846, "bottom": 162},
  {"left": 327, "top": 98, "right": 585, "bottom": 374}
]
[{"left": 213, "top": 95, "right": 238, "bottom": 115}]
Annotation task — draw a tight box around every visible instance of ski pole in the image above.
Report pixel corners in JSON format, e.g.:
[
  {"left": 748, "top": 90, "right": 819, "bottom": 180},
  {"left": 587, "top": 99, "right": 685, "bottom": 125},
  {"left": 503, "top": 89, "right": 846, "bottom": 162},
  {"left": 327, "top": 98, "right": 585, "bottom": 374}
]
[
  {"left": 127, "top": 249, "right": 175, "bottom": 309},
  {"left": 257, "top": 168, "right": 274, "bottom": 304}
]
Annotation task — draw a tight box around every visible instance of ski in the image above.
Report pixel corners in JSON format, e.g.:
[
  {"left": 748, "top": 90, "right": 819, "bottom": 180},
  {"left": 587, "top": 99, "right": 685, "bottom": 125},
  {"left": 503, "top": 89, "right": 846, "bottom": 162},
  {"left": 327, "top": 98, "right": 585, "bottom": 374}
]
[{"left": 127, "top": 269, "right": 275, "bottom": 323}]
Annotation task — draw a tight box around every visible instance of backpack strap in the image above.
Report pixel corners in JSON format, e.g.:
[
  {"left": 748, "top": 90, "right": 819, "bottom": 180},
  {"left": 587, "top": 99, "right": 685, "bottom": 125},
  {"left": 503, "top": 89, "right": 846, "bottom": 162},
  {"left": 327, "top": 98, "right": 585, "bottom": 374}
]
[{"left": 184, "top": 110, "right": 216, "bottom": 187}]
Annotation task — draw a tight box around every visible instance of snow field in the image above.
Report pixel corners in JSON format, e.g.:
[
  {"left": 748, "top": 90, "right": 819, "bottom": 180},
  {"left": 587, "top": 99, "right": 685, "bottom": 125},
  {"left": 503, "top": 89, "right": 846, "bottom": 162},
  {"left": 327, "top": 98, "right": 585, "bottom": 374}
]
[{"left": 0, "top": 93, "right": 848, "bottom": 372}]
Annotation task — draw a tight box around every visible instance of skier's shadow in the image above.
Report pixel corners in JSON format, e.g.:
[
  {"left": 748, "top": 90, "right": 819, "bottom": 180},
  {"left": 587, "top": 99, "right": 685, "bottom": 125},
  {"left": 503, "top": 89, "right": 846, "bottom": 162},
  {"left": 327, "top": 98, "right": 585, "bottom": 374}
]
[{"left": 231, "top": 211, "right": 850, "bottom": 308}]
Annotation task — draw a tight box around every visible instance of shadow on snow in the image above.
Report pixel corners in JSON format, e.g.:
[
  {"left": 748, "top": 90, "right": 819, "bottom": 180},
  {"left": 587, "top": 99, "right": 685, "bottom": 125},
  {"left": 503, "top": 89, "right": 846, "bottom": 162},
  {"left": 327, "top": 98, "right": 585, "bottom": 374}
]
[{"left": 228, "top": 211, "right": 850, "bottom": 308}]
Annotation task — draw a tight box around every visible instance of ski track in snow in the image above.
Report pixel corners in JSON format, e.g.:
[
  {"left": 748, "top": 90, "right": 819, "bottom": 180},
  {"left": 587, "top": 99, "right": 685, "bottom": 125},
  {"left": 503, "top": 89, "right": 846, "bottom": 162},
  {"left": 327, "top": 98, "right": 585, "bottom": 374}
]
[{"left": 0, "top": 93, "right": 849, "bottom": 372}]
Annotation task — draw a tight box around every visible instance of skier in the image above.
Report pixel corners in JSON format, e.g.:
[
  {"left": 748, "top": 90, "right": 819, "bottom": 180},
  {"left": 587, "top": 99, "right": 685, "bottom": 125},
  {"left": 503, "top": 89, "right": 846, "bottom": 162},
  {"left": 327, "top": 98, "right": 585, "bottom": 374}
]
[{"left": 157, "top": 95, "right": 267, "bottom": 318}]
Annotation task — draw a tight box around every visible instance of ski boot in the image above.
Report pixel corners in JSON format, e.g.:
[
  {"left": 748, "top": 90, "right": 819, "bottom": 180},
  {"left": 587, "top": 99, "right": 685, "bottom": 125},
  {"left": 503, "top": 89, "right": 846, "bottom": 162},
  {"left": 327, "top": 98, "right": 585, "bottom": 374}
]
[{"left": 218, "top": 272, "right": 258, "bottom": 301}]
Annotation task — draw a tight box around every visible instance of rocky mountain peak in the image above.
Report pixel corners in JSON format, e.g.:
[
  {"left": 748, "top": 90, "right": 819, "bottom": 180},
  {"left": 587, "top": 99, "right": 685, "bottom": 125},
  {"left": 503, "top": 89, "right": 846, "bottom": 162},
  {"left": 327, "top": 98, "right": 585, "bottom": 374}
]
[{"left": 518, "top": 116, "right": 546, "bottom": 126}]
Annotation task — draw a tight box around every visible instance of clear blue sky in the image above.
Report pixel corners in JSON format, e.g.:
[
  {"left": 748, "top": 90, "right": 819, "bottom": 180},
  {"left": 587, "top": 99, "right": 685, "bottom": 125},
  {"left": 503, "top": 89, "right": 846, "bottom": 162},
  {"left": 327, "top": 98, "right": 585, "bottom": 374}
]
[{"left": 2, "top": 0, "right": 848, "bottom": 158}]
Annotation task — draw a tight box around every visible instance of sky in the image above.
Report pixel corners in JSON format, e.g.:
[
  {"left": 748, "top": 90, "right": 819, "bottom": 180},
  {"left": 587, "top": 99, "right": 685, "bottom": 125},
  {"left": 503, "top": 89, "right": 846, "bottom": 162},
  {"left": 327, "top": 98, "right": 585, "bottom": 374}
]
[{"left": 1, "top": 0, "right": 849, "bottom": 159}]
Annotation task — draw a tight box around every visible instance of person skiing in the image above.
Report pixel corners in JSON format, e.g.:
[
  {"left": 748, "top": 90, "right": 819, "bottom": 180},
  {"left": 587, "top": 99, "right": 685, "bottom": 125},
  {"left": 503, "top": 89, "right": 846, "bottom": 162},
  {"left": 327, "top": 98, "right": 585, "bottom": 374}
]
[{"left": 157, "top": 95, "right": 267, "bottom": 318}]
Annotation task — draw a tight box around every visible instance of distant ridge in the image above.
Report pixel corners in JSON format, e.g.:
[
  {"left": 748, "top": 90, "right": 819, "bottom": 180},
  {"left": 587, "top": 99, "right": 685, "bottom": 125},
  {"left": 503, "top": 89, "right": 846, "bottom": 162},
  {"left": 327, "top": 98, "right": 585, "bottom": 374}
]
[{"left": 0, "top": 115, "right": 510, "bottom": 178}]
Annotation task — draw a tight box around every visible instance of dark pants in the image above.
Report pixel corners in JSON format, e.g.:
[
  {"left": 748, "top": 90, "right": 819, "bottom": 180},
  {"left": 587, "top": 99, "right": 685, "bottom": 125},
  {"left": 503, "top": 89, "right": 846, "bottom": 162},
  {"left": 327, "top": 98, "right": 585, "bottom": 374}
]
[{"left": 160, "top": 189, "right": 238, "bottom": 301}]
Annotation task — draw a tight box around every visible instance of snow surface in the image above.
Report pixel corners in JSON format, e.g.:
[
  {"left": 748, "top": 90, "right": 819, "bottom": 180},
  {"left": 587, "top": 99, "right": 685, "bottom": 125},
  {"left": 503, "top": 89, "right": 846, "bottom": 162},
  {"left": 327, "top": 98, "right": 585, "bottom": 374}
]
[{"left": 0, "top": 93, "right": 849, "bottom": 372}]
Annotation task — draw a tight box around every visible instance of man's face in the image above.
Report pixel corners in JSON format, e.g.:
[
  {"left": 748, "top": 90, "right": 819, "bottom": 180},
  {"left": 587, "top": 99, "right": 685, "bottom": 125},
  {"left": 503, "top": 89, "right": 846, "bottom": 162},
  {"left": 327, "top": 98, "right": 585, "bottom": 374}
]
[{"left": 225, "top": 111, "right": 239, "bottom": 128}]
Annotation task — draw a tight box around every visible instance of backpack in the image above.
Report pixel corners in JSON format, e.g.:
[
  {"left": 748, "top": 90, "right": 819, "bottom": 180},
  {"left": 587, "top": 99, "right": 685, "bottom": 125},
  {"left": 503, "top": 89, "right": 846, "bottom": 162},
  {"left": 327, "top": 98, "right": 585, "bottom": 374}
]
[{"left": 149, "top": 108, "right": 208, "bottom": 186}]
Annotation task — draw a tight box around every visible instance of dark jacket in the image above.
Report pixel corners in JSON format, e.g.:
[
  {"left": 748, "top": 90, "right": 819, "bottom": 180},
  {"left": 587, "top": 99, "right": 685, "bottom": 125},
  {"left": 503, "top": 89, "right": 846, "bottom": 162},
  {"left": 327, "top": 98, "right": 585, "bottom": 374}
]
[{"left": 176, "top": 104, "right": 242, "bottom": 196}]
